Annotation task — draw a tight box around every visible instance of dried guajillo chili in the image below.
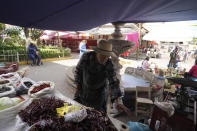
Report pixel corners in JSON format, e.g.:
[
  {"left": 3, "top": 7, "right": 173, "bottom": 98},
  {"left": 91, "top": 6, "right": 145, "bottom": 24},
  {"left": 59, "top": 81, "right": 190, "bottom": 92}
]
[
  {"left": 30, "top": 84, "right": 50, "bottom": 94},
  {"left": 19, "top": 97, "right": 64, "bottom": 126},
  {"left": 19, "top": 97, "right": 117, "bottom": 131}
]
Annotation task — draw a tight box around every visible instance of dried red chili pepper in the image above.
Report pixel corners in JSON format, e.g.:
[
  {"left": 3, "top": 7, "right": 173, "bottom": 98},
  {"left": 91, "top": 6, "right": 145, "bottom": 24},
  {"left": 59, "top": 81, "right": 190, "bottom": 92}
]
[
  {"left": 30, "top": 84, "right": 50, "bottom": 94},
  {"left": 19, "top": 97, "right": 117, "bottom": 131}
]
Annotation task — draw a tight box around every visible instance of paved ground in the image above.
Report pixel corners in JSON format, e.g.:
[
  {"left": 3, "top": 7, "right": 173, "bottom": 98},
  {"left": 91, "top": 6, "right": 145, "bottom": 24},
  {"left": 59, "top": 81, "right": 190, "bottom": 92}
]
[
  {"left": 21, "top": 53, "right": 80, "bottom": 98},
  {"left": 121, "top": 51, "right": 195, "bottom": 72}
]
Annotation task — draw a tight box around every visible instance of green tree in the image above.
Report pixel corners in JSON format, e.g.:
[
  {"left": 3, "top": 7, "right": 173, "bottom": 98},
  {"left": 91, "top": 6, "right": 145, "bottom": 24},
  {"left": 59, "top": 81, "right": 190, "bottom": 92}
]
[
  {"left": 4, "top": 27, "right": 22, "bottom": 38},
  {"left": 30, "top": 28, "right": 43, "bottom": 41},
  {"left": 23, "top": 27, "right": 43, "bottom": 47},
  {"left": 0, "top": 23, "right": 5, "bottom": 32},
  {"left": 3, "top": 27, "right": 24, "bottom": 45},
  {"left": 0, "top": 23, "right": 6, "bottom": 39}
]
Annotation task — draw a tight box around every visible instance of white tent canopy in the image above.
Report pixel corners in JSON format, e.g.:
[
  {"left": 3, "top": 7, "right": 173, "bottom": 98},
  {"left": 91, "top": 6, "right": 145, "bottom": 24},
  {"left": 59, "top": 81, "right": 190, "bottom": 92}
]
[{"left": 143, "top": 21, "right": 197, "bottom": 42}]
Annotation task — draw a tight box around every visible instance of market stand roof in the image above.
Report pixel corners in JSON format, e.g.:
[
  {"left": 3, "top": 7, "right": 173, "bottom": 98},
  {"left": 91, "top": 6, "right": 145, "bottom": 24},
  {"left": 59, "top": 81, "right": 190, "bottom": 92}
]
[{"left": 0, "top": 0, "right": 197, "bottom": 31}]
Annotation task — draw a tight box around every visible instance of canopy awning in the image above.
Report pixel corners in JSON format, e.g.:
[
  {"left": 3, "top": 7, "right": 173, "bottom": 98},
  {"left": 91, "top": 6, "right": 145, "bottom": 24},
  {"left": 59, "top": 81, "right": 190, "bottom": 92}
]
[
  {"left": 0, "top": 0, "right": 197, "bottom": 31},
  {"left": 143, "top": 21, "right": 197, "bottom": 42}
]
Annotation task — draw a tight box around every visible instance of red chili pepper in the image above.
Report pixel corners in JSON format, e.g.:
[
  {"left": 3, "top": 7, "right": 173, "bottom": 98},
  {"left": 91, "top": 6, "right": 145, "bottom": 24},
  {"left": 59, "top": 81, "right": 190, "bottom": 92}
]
[{"left": 30, "top": 84, "right": 50, "bottom": 94}]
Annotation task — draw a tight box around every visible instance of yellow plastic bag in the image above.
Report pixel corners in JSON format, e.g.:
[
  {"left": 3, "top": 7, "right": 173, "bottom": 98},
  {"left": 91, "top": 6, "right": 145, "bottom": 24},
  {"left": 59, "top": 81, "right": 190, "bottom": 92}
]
[{"left": 56, "top": 103, "right": 80, "bottom": 117}]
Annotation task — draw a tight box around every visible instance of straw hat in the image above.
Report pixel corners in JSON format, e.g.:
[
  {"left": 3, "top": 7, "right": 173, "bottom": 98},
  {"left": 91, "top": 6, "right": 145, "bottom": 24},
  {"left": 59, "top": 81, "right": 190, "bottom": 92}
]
[{"left": 90, "top": 40, "right": 117, "bottom": 57}]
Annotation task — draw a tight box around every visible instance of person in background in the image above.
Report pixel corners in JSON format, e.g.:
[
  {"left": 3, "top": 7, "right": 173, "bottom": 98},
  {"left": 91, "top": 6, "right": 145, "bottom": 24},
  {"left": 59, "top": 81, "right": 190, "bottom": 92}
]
[
  {"left": 79, "top": 40, "right": 87, "bottom": 58},
  {"left": 42, "top": 40, "right": 46, "bottom": 46},
  {"left": 194, "top": 49, "right": 197, "bottom": 60},
  {"left": 183, "top": 50, "right": 188, "bottom": 63},
  {"left": 74, "top": 40, "right": 130, "bottom": 115},
  {"left": 28, "top": 43, "right": 41, "bottom": 66},
  {"left": 184, "top": 59, "right": 197, "bottom": 81},
  {"left": 141, "top": 56, "right": 151, "bottom": 71},
  {"left": 168, "top": 46, "right": 179, "bottom": 68}
]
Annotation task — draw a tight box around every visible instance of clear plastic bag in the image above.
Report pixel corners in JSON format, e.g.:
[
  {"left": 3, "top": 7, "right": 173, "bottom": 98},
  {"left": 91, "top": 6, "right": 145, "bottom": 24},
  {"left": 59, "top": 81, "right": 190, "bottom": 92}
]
[
  {"left": 64, "top": 108, "right": 87, "bottom": 122},
  {"left": 154, "top": 102, "right": 175, "bottom": 117}
]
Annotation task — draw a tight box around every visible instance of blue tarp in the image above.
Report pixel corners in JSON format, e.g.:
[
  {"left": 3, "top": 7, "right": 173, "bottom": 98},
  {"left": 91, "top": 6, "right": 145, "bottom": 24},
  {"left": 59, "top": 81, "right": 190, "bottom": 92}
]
[{"left": 0, "top": 0, "right": 197, "bottom": 31}]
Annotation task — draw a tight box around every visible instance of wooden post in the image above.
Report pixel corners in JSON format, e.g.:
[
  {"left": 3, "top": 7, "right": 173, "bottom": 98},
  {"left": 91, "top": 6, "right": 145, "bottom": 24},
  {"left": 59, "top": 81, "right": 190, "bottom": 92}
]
[
  {"left": 57, "top": 32, "right": 62, "bottom": 48},
  {"left": 137, "top": 23, "right": 142, "bottom": 60}
]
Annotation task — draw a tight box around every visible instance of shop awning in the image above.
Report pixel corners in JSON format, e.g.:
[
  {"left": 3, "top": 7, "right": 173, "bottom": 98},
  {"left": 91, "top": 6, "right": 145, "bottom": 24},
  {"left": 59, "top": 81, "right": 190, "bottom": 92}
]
[{"left": 0, "top": 0, "right": 197, "bottom": 31}]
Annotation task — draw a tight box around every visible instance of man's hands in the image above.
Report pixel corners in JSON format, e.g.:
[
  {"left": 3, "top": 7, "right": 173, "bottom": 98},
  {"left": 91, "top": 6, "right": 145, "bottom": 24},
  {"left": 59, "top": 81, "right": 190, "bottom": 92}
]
[{"left": 114, "top": 99, "right": 131, "bottom": 116}]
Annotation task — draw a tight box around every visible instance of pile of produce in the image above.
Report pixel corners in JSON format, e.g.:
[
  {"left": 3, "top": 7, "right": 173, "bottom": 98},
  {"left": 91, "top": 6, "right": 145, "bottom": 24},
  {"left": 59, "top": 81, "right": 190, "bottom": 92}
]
[
  {"left": 16, "top": 78, "right": 35, "bottom": 96},
  {"left": 0, "top": 80, "right": 9, "bottom": 85},
  {"left": 30, "top": 84, "right": 50, "bottom": 94},
  {"left": 164, "top": 79, "right": 175, "bottom": 89},
  {"left": 2, "top": 74, "right": 14, "bottom": 79},
  {"left": 23, "top": 81, "right": 33, "bottom": 88},
  {"left": 19, "top": 97, "right": 117, "bottom": 131},
  {"left": 0, "top": 86, "right": 11, "bottom": 93}
]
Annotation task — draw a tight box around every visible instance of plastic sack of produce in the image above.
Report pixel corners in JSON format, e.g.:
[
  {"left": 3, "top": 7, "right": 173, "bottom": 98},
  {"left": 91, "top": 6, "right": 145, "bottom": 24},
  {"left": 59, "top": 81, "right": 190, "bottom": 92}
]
[
  {"left": 0, "top": 97, "right": 23, "bottom": 111},
  {"left": 15, "top": 78, "right": 35, "bottom": 95},
  {"left": 64, "top": 108, "right": 87, "bottom": 122},
  {"left": 0, "top": 79, "right": 11, "bottom": 86},
  {"left": 154, "top": 101, "right": 175, "bottom": 117},
  {"left": 0, "top": 85, "right": 16, "bottom": 98},
  {"left": 0, "top": 97, "right": 32, "bottom": 131},
  {"left": 15, "top": 96, "right": 117, "bottom": 131},
  {"left": 56, "top": 102, "right": 87, "bottom": 122},
  {"left": 28, "top": 81, "right": 55, "bottom": 98},
  {"left": 0, "top": 72, "right": 21, "bottom": 87}
]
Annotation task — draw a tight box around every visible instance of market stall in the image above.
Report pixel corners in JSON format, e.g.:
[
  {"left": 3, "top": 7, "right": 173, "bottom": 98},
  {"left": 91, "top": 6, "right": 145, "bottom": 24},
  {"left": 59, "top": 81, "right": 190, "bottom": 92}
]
[
  {"left": 40, "top": 31, "right": 97, "bottom": 52},
  {"left": 0, "top": 67, "right": 128, "bottom": 131}
]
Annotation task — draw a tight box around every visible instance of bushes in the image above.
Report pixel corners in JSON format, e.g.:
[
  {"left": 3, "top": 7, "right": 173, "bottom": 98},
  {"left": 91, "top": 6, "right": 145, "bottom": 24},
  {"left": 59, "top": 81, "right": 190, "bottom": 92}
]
[
  {"left": 39, "top": 48, "right": 71, "bottom": 59},
  {"left": 0, "top": 42, "right": 71, "bottom": 62}
]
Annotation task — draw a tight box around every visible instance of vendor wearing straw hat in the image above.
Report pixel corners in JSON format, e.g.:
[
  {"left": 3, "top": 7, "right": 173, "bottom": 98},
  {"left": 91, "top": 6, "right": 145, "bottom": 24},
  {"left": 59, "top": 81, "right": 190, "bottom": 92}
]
[{"left": 74, "top": 40, "right": 130, "bottom": 114}]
